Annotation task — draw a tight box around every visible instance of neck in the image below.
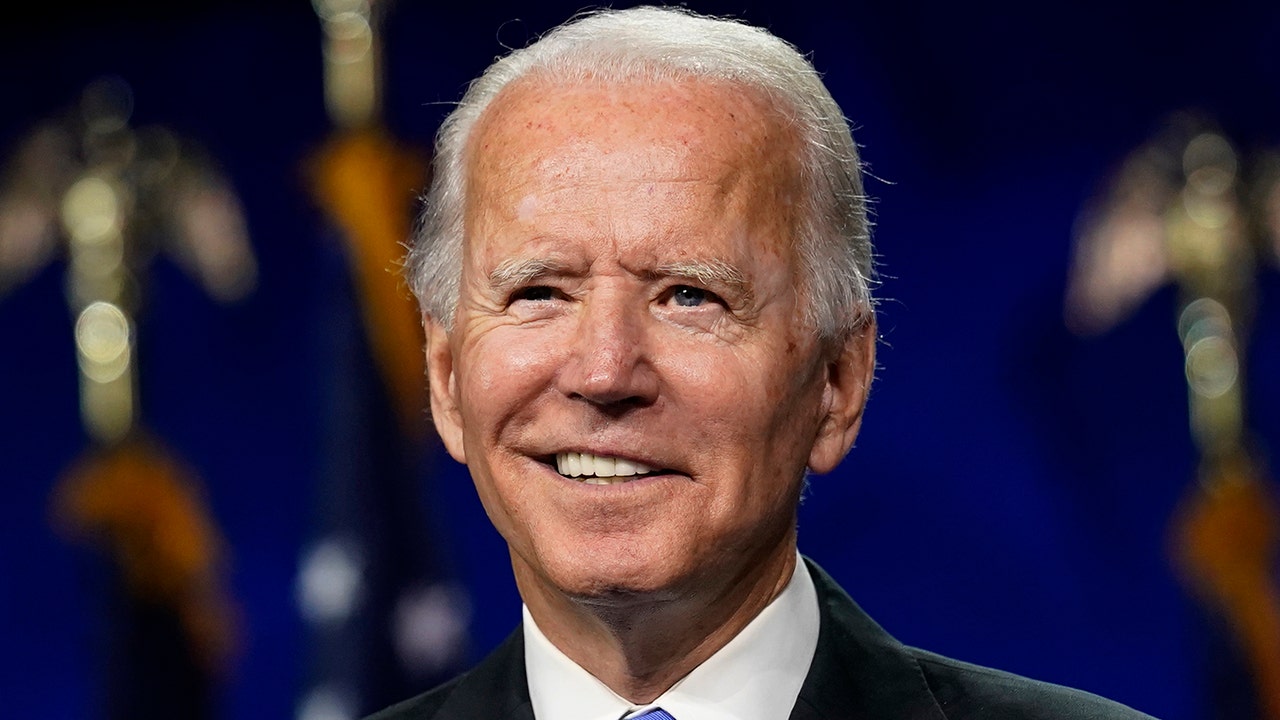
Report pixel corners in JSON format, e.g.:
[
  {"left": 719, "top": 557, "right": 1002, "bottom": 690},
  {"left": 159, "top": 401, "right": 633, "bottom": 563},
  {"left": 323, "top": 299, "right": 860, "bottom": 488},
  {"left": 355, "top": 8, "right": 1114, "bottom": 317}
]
[{"left": 515, "top": 540, "right": 798, "bottom": 703}]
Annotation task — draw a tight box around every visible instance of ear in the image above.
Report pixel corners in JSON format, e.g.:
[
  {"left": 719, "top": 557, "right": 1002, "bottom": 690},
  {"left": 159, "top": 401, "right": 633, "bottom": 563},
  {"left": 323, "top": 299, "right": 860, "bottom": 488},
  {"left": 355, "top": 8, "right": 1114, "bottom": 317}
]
[
  {"left": 424, "top": 316, "right": 467, "bottom": 465},
  {"left": 808, "top": 318, "right": 877, "bottom": 474}
]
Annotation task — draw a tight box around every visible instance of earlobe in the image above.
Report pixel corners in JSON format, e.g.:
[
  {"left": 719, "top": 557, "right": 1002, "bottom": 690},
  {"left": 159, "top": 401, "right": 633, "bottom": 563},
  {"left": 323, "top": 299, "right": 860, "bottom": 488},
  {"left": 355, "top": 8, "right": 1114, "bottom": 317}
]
[
  {"left": 808, "top": 319, "right": 877, "bottom": 474},
  {"left": 424, "top": 316, "right": 467, "bottom": 464}
]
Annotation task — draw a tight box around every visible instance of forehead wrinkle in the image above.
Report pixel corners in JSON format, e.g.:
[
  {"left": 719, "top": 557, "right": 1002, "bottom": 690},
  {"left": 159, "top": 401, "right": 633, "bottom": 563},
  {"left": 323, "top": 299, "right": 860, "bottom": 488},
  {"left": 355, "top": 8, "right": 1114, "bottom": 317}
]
[{"left": 465, "top": 76, "right": 806, "bottom": 290}]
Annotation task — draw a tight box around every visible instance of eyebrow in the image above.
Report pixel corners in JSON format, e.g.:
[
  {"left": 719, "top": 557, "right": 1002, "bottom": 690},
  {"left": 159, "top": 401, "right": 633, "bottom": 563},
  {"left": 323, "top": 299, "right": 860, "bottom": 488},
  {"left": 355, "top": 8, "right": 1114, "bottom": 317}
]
[
  {"left": 487, "top": 257, "right": 577, "bottom": 292},
  {"left": 487, "top": 255, "right": 753, "bottom": 300},
  {"left": 651, "top": 259, "right": 752, "bottom": 301}
]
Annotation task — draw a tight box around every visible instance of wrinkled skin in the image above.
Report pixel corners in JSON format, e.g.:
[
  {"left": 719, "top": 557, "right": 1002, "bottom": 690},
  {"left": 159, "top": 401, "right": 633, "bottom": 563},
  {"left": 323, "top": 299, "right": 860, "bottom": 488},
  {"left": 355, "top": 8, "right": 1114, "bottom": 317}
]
[{"left": 425, "top": 76, "right": 875, "bottom": 700}]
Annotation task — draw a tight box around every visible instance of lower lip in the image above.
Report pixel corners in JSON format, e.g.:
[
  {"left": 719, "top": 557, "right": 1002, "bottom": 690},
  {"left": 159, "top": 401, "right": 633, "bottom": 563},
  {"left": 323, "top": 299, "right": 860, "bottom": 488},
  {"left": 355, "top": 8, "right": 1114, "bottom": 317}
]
[{"left": 571, "top": 474, "right": 662, "bottom": 486}]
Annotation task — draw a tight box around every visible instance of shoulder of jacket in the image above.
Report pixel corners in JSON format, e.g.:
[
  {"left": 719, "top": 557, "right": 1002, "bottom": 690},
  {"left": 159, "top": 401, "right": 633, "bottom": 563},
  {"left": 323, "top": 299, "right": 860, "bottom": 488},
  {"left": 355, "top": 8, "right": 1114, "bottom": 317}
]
[
  {"left": 908, "top": 648, "right": 1157, "bottom": 720},
  {"left": 361, "top": 675, "right": 465, "bottom": 720}
]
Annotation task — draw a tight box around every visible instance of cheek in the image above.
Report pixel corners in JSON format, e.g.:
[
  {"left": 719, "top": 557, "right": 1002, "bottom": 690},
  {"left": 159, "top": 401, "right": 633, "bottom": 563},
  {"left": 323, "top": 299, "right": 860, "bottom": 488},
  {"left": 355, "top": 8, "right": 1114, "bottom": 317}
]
[
  {"left": 677, "top": 338, "right": 826, "bottom": 470},
  {"left": 662, "top": 346, "right": 798, "bottom": 441},
  {"left": 458, "top": 330, "right": 562, "bottom": 430}
]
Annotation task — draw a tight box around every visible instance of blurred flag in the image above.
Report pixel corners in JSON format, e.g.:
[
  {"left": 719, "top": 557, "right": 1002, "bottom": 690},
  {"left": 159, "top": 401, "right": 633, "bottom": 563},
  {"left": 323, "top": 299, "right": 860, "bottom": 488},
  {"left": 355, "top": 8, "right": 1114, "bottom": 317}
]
[
  {"left": 1069, "top": 113, "right": 1280, "bottom": 720},
  {"left": 0, "top": 76, "right": 250, "bottom": 719},
  {"left": 294, "top": 3, "right": 470, "bottom": 718},
  {"left": 52, "top": 436, "right": 241, "bottom": 720}
]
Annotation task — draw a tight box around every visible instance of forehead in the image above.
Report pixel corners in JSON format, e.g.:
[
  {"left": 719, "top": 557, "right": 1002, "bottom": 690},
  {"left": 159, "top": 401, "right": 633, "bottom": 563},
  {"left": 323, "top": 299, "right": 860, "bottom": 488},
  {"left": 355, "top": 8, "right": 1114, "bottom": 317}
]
[
  {"left": 469, "top": 74, "right": 793, "bottom": 171},
  {"left": 462, "top": 76, "right": 802, "bottom": 240}
]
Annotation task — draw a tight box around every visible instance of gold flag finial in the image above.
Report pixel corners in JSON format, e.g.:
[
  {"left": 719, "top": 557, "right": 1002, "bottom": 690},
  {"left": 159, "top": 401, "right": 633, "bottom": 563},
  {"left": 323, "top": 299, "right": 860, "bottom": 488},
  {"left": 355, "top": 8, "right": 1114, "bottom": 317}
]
[
  {"left": 0, "top": 76, "right": 258, "bottom": 443},
  {"left": 314, "top": 0, "right": 383, "bottom": 130}
]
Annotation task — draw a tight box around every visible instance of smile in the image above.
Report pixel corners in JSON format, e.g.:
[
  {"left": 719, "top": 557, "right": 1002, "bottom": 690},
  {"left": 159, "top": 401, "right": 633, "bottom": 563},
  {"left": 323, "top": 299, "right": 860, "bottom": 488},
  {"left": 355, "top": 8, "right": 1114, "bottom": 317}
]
[{"left": 555, "top": 452, "right": 660, "bottom": 485}]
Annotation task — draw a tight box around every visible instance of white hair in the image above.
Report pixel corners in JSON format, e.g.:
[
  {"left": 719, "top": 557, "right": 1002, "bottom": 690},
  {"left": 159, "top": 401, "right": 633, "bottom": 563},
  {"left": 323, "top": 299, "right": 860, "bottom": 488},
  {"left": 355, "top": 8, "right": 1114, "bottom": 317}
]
[{"left": 406, "top": 5, "right": 875, "bottom": 340}]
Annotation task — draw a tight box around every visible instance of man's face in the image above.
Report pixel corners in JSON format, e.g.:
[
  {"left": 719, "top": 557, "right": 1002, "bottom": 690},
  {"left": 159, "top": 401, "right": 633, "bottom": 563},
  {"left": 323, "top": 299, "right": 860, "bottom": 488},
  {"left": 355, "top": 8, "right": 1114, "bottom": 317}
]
[{"left": 427, "top": 77, "right": 872, "bottom": 604}]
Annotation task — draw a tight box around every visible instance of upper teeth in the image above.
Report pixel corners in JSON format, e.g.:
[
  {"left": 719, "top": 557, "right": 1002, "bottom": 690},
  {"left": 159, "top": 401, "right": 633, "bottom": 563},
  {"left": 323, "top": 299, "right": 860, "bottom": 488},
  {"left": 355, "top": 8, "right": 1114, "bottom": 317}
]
[{"left": 556, "top": 452, "right": 654, "bottom": 481}]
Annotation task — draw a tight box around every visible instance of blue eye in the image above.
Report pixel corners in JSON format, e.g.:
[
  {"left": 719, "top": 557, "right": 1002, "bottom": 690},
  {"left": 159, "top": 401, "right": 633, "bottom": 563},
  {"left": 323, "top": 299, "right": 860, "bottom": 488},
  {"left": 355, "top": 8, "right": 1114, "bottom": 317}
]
[{"left": 671, "top": 286, "right": 707, "bottom": 307}]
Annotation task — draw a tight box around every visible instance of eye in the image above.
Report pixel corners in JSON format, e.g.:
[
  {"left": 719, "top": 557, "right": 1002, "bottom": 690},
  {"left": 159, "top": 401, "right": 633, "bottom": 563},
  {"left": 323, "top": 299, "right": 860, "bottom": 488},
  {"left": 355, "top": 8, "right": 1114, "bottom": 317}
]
[
  {"left": 670, "top": 285, "right": 711, "bottom": 307},
  {"left": 512, "top": 285, "right": 557, "bottom": 303}
]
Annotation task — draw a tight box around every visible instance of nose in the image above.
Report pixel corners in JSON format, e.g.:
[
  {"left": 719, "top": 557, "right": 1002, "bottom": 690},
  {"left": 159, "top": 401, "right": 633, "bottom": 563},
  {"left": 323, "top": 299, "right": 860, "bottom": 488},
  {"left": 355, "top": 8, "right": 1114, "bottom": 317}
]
[{"left": 556, "top": 292, "right": 659, "bottom": 410}]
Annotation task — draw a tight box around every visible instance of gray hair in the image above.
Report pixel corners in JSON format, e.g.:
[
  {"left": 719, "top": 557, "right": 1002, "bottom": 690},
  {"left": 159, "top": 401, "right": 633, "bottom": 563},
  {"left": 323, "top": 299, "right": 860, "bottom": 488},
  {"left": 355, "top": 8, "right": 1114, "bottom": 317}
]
[{"left": 406, "top": 5, "right": 874, "bottom": 340}]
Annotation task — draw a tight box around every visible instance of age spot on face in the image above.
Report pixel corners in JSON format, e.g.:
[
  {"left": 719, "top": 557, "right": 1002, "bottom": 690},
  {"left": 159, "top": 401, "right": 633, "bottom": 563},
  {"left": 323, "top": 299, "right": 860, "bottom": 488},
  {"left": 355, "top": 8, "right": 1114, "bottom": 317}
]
[{"left": 516, "top": 194, "right": 539, "bottom": 221}]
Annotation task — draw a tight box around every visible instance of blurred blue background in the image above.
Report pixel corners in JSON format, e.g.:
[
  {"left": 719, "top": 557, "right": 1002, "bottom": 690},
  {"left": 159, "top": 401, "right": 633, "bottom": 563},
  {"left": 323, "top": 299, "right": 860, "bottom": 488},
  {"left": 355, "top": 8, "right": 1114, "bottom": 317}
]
[{"left": 2, "top": 1, "right": 1279, "bottom": 718}]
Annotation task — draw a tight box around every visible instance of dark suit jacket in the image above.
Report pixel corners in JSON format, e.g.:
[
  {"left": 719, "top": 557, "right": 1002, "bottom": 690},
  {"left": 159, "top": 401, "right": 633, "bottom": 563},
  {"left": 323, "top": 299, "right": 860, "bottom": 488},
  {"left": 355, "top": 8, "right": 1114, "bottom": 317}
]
[{"left": 366, "top": 559, "right": 1154, "bottom": 719}]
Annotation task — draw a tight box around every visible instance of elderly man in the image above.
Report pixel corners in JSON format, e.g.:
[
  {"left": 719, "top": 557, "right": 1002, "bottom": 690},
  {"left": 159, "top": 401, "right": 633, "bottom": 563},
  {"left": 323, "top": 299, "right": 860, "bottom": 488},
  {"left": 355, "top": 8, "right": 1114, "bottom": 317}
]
[{"left": 370, "top": 7, "right": 1151, "bottom": 720}]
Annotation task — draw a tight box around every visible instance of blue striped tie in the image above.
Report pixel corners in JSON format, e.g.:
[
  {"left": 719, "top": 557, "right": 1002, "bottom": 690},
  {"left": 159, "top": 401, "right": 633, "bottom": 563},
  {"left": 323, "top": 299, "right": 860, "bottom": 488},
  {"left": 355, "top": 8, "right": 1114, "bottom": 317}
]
[{"left": 628, "top": 709, "right": 675, "bottom": 720}]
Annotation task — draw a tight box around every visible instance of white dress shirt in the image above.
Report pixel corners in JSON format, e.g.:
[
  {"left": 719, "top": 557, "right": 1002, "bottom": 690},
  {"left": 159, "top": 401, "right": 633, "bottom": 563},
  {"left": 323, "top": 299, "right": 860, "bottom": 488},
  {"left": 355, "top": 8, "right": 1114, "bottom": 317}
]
[{"left": 523, "top": 555, "right": 820, "bottom": 720}]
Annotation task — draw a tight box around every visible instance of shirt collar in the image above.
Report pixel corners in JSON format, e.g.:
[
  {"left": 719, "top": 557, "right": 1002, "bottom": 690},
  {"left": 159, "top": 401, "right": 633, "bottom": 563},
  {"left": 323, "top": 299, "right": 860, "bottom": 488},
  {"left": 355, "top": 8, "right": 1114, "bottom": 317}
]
[{"left": 524, "top": 553, "right": 820, "bottom": 720}]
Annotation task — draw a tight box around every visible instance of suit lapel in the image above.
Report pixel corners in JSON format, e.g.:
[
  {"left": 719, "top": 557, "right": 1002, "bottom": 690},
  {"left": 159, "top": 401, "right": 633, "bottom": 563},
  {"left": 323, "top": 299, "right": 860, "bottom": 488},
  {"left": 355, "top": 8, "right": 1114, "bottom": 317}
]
[
  {"left": 435, "top": 629, "right": 535, "bottom": 720},
  {"left": 435, "top": 559, "right": 943, "bottom": 720},
  {"left": 790, "top": 559, "right": 947, "bottom": 720}
]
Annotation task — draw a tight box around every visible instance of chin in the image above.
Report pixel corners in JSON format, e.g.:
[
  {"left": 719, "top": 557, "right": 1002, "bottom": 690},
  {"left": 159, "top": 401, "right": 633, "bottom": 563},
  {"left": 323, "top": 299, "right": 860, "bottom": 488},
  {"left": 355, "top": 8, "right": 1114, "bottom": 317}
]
[{"left": 532, "top": 538, "right": 695, "bottom": 605}]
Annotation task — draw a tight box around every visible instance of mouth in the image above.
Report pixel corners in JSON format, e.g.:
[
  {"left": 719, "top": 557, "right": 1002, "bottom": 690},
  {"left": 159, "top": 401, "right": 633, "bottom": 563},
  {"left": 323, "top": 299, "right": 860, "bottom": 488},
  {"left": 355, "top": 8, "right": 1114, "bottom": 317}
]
[{"left": 551, "top": 452, "right": 666, "bottom": 485}]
